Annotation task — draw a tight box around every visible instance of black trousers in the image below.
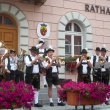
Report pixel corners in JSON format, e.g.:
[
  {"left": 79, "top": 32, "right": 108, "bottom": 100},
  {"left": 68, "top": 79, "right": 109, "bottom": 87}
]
[
  {"left": 6, "top": 70, "right": 24, "bottom": 83},
  {"left": 0, "top": 75, "right": 3, "bottom": 81},
  {"left": 77, "top": 74, "right": 91, "bottom": 83},
  {"left": 98, "top": 72, "right": 109, "bottom": 85}
]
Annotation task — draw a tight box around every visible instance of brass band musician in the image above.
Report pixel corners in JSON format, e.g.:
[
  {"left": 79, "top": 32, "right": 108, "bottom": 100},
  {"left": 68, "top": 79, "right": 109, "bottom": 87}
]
[
  {"left": 42, "top": 45, "right": 65, "bottom": 106},
  {"left": 76, "top": 48, "right": 92, "bottom": 83},
  {"left": 5, "top": 49, "right": 24, "bottom": 83},
  {"left": 36, "top": 38, "right": 47, "bottom": 88},
  {"left": 90, "top": 47, "right": 101, "bottom": 82},
  {"left": 25, "top": 46, "right": 43, "bottom": 107}
]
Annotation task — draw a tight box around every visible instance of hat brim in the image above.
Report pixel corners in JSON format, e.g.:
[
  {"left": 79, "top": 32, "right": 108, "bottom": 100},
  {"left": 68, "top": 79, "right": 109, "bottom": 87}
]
[
  {"left": 46, "top": 49, "right": 54, "bottom": 53},
  {"left": 29, "top": 49, "right": 37, "bottom": 52},
  {"left": 80, "top": 52, "right": 88, "bottom": 53},
  {"left": 101, "top": 50, "right": 108, "bottom": 52},
  {"left": 10, "top": 50, "right": 16, "bottom": 53},
  {"left": 95, "top": 50, "right": 100, "bottom": 51}
]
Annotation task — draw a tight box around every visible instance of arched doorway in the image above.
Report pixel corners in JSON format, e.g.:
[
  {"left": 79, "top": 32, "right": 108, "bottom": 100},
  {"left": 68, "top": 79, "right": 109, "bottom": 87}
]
[{"left": 0, "top": 13, "right": 18, "bottom": 53}]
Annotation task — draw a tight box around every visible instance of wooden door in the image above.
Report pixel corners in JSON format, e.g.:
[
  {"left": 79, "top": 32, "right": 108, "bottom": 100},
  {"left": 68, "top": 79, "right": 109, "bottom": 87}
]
[{"left": 0, "top": 13, "right": 18, "bottom": 53}]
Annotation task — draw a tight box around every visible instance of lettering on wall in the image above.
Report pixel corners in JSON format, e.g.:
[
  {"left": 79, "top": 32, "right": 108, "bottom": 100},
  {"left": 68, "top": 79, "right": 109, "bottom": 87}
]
[{"left": 85, "top": 4, "right": 110, "bottom": 15}]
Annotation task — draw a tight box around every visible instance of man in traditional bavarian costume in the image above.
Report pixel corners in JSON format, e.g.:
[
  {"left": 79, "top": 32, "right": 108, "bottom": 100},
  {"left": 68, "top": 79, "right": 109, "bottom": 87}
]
[
  {"left": 76, "top": 48, "right": 92, "bottom": 83},
  {"left": 98, "top": 45, "right": 110, "bottom": 105},
  {"left": 25, "top": 46, "right": 43, "bottom": 107},
  {"left": 0, "top": 48, "right": 5, "bottom": 81},
  {"left": 36, "top": 38, "right": 47, "bottom": 88},
  {"left": 5, "top": 49, "right": 24, "bottom": 83},
  {"left": 90, "top": 47, "right": 101, "bottom": 82},
  {"left": 43, "top": 45, "right": 65, "bottom": 107}
]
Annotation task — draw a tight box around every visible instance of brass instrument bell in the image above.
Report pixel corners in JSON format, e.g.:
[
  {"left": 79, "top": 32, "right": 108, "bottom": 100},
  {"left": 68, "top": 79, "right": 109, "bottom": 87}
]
[
  {"left": 99, "top": 56, "right": 103, "bottom": 62},
  {"left": 84, "top": 56, "right": 91, "bottom": 61},
  {"left": 0, "top": 41, "right": 6, "bottom": 48}
]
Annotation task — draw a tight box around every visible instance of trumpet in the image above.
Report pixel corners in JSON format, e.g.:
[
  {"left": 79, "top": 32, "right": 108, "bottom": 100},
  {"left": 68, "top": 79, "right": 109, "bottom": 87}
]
[
  {"left": 98, "top": 56, "right": 104, "bottom": 62},
  {"left": 83, "top": 56, "right": 91, "bottom": 61},
  {"left": 55, "top": 56, "right": 65, "bottom": 63}
]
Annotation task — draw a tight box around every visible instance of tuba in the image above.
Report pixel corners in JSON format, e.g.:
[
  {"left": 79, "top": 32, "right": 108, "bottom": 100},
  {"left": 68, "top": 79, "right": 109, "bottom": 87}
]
[
  {"left": 17, "top": 48, "right": 26, "bottom": 71},
  {"left": 0, "top": 41, "right": 9, "bottom": 75}
]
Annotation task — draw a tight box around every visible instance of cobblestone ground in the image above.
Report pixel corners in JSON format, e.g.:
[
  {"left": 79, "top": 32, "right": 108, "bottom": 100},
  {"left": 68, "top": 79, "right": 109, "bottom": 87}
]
[{"left": 1, "top": 104, "right": 110, "bottom": 110}]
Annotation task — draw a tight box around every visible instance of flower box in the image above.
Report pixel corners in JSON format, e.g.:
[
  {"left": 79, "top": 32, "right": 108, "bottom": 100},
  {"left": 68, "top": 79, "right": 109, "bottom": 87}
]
[
  {"left": 59, "top": 81, "right": 110, "bottom": 105},
  {"left": 66, "top": 91, "right": 99, "bottom": 106},
  {"left": 65, "top": 61, "right": 77, "bottom": 72}
]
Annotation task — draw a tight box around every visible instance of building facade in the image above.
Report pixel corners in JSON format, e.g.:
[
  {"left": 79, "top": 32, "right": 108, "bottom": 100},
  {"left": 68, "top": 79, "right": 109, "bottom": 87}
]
[{"left": 0, "top": 0, "right": 110, "bottom": 80}]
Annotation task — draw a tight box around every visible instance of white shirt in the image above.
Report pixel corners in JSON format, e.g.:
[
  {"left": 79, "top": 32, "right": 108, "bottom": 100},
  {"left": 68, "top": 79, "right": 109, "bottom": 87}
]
[
  {"left": 43, "top": 56, "right": 58, "bottom": 73},
  {"left": 100, "top": 56, "right": 110, "bottom": 72},
  {"left": 5, "top": 57, "right": 18, "bottom": 71},
  {"left": 25, "top": 55, "right": 39, "bottom": 74},
  {"left": 39, "top": 49, "right": 44, "bottom": 57},
  {"left": 90, "top": 55, "right": 100, "bottom": 65},
  {"left": 76, "top": 58, "right": 92, "bottom": 74}
]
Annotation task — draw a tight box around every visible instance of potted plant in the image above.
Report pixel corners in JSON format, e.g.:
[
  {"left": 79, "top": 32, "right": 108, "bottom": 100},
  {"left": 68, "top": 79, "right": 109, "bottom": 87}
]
[
  {"left": 65, "top": 56, "right": 78, "bottom": 72},
  {"left": 0, "top": 81, "right": 34, "bottom": 110},
  {"left": 59, "top": 81, "right": 110, "bottom": 106}
]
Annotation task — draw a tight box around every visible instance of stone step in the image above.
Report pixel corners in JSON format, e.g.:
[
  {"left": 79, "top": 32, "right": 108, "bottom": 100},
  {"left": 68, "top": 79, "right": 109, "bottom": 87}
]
[
  {"left": 38, "top": 87, "right": 58, "bottom": 104},
  {"left": 39, "top": 87, "right": 57, "bottom": 93},
  {"left": 39, "top": 93, "right": 57, "bottom": 99},
  {"left": 38, "top": 98, "right": 58, "bottom": 105}
]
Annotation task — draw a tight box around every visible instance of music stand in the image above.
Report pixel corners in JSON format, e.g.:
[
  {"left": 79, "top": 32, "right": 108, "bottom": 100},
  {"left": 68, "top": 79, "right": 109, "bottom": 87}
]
[
  {"left": 103, "top": 62, "right": 110, "bottom": 69},
  {"left": 94, "top": 62, "right": 102, "bottom": 69},
  {"left": 94, "top": 62, "right": 110, "bottom": 83}
]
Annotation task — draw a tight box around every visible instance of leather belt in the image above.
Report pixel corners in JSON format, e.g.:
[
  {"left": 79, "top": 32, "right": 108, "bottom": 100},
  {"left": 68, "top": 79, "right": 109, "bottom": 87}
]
[
  {"left": 52, "top": 72, "right": 58, "bottom": 74},
  {"left": 39, "top": 52, "right": 44, "bottom": 54}
]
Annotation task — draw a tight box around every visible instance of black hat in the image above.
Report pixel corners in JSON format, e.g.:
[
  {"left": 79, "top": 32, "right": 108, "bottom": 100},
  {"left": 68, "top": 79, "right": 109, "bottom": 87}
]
[
  {"left": 46, "top": 45, "right": 54, "bottom": 53},
  {"left": 100, "top": 48, "right": 107, "bottom": 52},
  {"left": 80, "top": 49, "right": 88, "bottom": 53},
  {"left": 95, "top": 47, "right": 100, "bottom": 51},
  {"left": 29, "top": 46, "right": 38, "bottom": 52},
  {"left": 10, "top": 49, "right": 15, "bottom": 53}
]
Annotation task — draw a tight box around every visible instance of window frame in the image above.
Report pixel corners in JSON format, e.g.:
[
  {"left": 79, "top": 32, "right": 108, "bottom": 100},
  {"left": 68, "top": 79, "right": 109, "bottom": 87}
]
[{"left": 65, "top": 22, "right": 83, "bottom": 56}]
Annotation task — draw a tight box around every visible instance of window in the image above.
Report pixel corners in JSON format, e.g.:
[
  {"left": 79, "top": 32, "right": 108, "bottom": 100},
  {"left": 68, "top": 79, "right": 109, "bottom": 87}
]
[
  {"left": 0, "top": 14, "right": 15, "bottom": 26},
  {"left": 4, "top": 17, "right": 14, "bottom": 26},
  {"left": 65, "top": 22, "right": 83, "bottom": 57}
]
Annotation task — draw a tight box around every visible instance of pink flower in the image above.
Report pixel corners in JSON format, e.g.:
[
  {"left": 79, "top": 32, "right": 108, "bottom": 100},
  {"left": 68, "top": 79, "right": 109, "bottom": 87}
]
[{"left": 0, "top": 81, "right": 34, "bottom": 109}]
